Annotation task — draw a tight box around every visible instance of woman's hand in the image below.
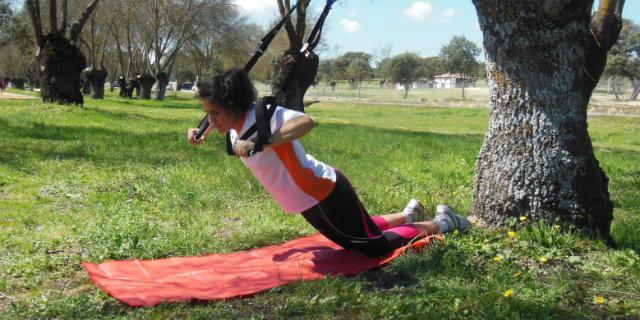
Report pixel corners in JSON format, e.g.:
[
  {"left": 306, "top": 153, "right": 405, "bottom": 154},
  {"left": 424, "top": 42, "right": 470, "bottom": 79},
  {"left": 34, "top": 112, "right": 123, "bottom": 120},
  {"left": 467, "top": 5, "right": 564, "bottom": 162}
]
[
  {"left": 187, "top": 128, "right": 204, "bottom": 145},
  {"left": 233, "top": 139, "right": 256, "bottom": 157}
]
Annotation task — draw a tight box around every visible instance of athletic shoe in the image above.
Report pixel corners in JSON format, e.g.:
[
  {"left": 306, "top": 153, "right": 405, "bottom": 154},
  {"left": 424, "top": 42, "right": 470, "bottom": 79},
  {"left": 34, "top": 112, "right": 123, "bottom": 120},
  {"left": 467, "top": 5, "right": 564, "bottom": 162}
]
[
  {"left": 435, "top": 204, "right": 472, "bottom": 232},
  {"left": 402, "top": 198, "right": 429, "bottom": 223}
]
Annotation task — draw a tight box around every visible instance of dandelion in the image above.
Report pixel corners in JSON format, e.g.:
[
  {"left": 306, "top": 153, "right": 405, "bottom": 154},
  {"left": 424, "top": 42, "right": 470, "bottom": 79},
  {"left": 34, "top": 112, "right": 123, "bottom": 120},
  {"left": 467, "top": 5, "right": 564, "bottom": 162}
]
[
  {"left": 503, "top": 289, "right": 513, "bottom": 298},
  {"left": 454, "top": 229, "right": 460, "bottom": 235},
  {"left": 508, "top": 231, "right": 517, "bottom": 239},
  {"left": 519, "top": 216, "right": 527, "bottom": 222},
  {"left": 493, "top": 255, "right": 503, "bottom": 262},
  {"left": 553, "top": 224, "right": 560, "bottom": 229},
  {"left": 538, "top": 256, "right": 548, "bottom": 263},
  {"left": 514, "top": 271, "right": 522, "bottom": 277},
  {"left": 595, "top": 295, "right": 606, "bottom": 304}
]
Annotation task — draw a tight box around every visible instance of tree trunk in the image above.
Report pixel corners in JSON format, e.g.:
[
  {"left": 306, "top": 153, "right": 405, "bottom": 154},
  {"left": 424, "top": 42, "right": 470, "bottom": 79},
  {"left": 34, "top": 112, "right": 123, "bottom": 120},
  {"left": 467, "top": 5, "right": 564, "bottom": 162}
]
[
  {"left": 630, "top": 78, "right": 639, "bottom": 101},
  {"left": 85, "top": 67, "right": 108, "bottom": 99},
  {"left": 81, "top": 77, "right": 92, "bottom": 95},
  {"left": 471, "top": 1, "right": 617, "bottom": 242},
  {"left": 129, "top": 77, "right": 141, "bottom": 98},
  {"left": 39, "top": 33, "right": 86, "bottom": 105},
  {"left": 271, "top": 50, "right": 319, "bottom": 113},
  {"left": 117, "top": 77, "right": 129, "bottom": 98},
  {"left": 10, "top": 78, "right": 25, "bottom": 89},
  {"left": 138, "top": 74, "right": 155, "bottom": 100},
  {"left": 461, "top": 78, "right": 466, "bottom": 99},
  {"left": 155, "top": 71, "right": 169, "bottom": 101}
]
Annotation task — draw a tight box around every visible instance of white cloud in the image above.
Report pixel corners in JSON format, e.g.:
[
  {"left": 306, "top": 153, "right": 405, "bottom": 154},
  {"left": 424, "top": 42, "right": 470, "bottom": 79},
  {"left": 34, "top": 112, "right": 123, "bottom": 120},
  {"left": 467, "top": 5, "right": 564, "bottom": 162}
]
[
  {"left": 234, "top": 0, "right": 277, "bottom": 13},
  {"left": 340, "top": 19, "right": 361, "bottom": 33},
  {"left": 403, "top": 1, "right": 434, "bottom": 22},
  {"left": 441, "top": 8, "right": 455, "bottom": 18}
]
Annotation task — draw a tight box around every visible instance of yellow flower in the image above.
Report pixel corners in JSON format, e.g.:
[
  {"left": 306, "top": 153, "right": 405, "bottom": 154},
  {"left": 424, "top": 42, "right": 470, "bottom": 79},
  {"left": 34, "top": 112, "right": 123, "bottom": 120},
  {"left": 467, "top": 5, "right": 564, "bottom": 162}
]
[
  {"left": 514, "top": 271, "right": 522, "bottom": 277},
  {"left": 493, "top": 255, "right": 503, "bottom": 262},
  {"left": 618, "top": 300, "right": 629, "bottom": 309},
  {"left": 503, "top": 289, "right": 513, "bottom": 298},
  {"left": 519, "top": 216, "right": 527, "bottom": 222},
  {"left": 538, "top": 256, "right": 548, "bottom": 263},
  {"left": 595, "top": 295, "right": 606, "bottom": 304},
  {"left": 508, "top": 231, "right": 517, "bottom": 239},
  {"left": 454, "top": 229, "right": 460, "bottom": 235},
  {"left": 553, "top": 224, "right": 560, "bottom": 229}
]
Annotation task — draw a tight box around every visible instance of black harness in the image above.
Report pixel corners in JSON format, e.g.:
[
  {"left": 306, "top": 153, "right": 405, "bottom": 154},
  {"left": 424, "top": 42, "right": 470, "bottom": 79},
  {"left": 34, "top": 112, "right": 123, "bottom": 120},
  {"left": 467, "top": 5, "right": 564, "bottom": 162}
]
[{"left": 226, "top": 96, "right": 277, "bottom": 156}]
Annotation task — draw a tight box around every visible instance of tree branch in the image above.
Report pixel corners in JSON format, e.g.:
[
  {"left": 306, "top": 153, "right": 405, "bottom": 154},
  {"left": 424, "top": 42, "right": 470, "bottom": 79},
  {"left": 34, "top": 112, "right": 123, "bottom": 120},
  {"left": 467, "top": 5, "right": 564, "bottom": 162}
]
[
  {"left": 278, "top": 0, "right": 298, "bottom": 49},
  {"left": 50, "top": 0, "right": 58, "bottom": 34},
  {"left": 26, "top": 0, "right": 43, "bottom": 49},
  {"left": 60, "top": 0, "right": 68, "bottom": 35},
  {"left": 591, "top": 0, "right": 626, "bottom": 51},
  {"left": 584, "top": 0, "right": 626, "bottom": 96},
  {"left": 70, "top": 0, "right": 100, "bottom": 44}
]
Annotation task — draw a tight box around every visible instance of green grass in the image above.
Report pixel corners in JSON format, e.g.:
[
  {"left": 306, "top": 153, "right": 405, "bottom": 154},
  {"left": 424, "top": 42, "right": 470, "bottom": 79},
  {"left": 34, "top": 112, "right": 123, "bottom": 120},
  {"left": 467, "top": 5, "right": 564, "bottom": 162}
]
[{"left": 1, "top": 91, "right": 639, "bottom": 319}]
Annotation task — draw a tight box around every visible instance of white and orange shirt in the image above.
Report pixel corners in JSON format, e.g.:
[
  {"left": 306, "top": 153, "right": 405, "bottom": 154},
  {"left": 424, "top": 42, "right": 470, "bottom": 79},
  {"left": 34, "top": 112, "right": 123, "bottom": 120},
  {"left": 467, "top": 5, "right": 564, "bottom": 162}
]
[{"left": 229, "top": 104, "right": 336, "bottom": 213}]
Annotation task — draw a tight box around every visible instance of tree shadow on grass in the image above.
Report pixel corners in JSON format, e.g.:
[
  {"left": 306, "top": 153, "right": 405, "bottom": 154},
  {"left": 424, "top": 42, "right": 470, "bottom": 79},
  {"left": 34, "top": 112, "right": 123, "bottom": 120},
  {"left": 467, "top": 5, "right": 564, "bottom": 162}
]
[{"left": 0, "top": 121, "right": 228, "bottom": 171}]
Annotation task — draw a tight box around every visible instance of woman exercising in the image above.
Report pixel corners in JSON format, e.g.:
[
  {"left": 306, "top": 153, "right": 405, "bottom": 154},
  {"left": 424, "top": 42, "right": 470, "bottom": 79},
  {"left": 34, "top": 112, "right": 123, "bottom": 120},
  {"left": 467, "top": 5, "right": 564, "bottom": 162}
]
[{"left": 188, "top": 69, "right": 471, "bottom": 257}]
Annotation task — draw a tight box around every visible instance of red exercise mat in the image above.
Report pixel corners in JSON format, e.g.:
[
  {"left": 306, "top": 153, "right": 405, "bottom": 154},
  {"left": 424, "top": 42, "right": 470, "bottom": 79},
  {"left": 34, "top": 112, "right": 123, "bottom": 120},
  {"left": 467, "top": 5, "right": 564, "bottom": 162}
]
[{"left": 83, "top": 233, "right": 443, "bottom": 307}]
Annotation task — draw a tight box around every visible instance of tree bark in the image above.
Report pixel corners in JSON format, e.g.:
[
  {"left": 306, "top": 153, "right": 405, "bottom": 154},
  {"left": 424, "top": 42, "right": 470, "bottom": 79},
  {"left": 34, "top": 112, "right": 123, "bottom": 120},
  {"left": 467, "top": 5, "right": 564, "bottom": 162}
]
[
  {"left": 271, "top": 50, "right": 319, "bottom": 112},
  {"left": 138, "top": 73, "right": 155, "bottom": 100},
  {"left": 10, "top": 78, "right": 25, "bottom": 89},
  {"left": 155, "top": 71, "right": 169, "bottom": 101},
  {"left": 39, "top": 33, "right": 86, "bottom": 105},
  {"left": 471, "top": 0, "right": 622, "bottom": 243},
  {"left": 85, "top": 67, "right": 107, "bottom": 99},
  {"left": 630, "top": 78, "right": 639, "bottom": 101},
  {"left": 117, "top": 77, "right": 130, "bottom": 98}
]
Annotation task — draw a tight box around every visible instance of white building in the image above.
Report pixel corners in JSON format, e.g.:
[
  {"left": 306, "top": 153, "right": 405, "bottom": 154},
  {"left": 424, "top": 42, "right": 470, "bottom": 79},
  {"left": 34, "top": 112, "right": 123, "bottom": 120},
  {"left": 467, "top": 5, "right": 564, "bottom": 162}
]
[{"left": 433, "top": 73, "right": 474, "bottom": 89}]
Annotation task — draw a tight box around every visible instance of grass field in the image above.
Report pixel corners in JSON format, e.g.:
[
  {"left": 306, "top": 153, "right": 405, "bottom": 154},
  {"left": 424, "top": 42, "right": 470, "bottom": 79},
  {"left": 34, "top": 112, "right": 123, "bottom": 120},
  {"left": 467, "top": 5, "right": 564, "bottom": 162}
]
[{"left": 1, "top": 91, "right": 639, "bottom": 319}]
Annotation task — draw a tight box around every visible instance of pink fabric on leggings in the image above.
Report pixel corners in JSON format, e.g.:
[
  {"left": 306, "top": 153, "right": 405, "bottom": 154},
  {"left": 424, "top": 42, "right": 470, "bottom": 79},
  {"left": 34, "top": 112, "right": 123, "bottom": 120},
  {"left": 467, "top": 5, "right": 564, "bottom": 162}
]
[{"left": 371, "top": 216, "right": 421, "bottom": 239}]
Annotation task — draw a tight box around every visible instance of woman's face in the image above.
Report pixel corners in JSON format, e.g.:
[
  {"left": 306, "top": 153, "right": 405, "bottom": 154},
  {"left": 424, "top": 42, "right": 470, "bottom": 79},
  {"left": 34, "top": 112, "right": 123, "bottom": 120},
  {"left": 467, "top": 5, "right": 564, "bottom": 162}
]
[{"left": 201, "top": 99, "right": 241, "bottom": 134}]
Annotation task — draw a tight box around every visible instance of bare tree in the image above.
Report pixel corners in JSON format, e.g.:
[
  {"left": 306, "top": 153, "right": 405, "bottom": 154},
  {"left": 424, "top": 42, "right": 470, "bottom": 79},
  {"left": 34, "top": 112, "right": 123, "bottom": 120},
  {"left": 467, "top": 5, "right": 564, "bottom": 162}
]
[
  {"left": 134, "top": 0, "right": 223, "bottom": 100},
  {"left": 471, "top": 0, "right": 625, "bottom": 245},
  {"left": 270, "top": 0, "right": 330, "bottom": 112},
  {"left": 79, "top": 4, "right": 119, "bottom": 99},
  {"left": 26, "top": 0, "right": 100, "bottom": 104}
]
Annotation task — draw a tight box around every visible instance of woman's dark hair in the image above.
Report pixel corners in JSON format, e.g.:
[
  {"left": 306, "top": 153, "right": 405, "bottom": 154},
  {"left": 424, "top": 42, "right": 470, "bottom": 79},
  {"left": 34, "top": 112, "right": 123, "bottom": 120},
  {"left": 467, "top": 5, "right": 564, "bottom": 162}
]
[{"left": 198, "top": 69, "right": 257, "bottom": 113}]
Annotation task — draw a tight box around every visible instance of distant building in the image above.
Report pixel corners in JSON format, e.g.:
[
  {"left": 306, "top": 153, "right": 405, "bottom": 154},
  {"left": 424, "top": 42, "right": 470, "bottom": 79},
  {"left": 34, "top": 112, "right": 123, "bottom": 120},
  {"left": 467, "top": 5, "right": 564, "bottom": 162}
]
[
  {"left": 434, "top": 73, "right": 475, "bottom": 89},
  {"left": 395, "top": 78, "right": 434, "bottom": 90}
]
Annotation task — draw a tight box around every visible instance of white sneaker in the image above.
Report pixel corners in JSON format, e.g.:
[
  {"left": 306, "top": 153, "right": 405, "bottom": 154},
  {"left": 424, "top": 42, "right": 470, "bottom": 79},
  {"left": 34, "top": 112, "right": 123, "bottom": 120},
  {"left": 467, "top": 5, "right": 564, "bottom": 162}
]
[
  {"left": 402, "top": 199, "right": 429, "bottom": 223},
  {"left": 435, "top": 204, "right": 472, "bottom": 232}
]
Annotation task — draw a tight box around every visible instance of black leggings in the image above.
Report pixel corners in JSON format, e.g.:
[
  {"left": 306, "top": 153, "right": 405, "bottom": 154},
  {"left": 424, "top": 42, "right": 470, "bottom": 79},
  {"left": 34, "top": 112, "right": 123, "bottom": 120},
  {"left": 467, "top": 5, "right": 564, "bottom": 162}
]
[{"left": 301, "top": 171, "right": 421, "bottom": 257}]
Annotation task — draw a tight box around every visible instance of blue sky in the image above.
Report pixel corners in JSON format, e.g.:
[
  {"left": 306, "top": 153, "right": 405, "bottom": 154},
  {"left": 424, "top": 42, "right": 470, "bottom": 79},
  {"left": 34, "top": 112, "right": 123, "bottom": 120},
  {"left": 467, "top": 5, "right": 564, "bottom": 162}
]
[{"left": 234, "top": 0, "right": 640, "bottom": 60}]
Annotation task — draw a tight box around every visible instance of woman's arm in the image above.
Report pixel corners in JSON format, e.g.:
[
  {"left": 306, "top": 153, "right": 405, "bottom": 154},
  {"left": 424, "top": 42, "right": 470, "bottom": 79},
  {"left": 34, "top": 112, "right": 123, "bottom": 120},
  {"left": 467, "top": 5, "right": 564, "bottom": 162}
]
[{"left": 233, "top": 115, "right": 315, "bottom": 157}]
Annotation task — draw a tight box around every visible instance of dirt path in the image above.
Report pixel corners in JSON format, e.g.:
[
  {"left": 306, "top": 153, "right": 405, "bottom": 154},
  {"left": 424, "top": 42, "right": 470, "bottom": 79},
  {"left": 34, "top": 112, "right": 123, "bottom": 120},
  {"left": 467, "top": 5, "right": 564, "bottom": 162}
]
[{"left": 0, "top": 92, "right": 36, "bottom": 100}]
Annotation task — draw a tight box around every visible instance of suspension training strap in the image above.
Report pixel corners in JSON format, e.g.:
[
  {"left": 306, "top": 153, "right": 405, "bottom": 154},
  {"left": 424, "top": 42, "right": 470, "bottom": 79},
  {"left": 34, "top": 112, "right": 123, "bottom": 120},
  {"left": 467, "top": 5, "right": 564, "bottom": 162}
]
[
  {"left": 194, "top": 3, "right": 299, "bottom": 141},
  {"left": 302, "top": 0, "right": 335, "bottom": 53},
  {"left": 226, "top": 96, "right": 278, "bottom": 156}
]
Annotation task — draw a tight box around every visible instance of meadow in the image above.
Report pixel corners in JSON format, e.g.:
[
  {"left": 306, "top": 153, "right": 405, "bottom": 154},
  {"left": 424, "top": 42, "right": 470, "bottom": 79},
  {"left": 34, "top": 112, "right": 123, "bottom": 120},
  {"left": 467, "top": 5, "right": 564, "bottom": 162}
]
[{"left": 0, "top": 90, "right": 639, "bottom": 319}]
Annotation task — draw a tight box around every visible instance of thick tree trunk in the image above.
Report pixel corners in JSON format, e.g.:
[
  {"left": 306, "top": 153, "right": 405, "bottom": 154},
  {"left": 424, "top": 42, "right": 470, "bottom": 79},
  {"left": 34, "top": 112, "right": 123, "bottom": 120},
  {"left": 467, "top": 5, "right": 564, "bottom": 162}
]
[
  {"left": 471, "top": 1, "right": 616, "bottom": 241},
  {"left": 129, "top": 77, "right": 141, "bottom": 98},
  {"left": 138, "top": 73, "right": 155, "bottom": 100},
  {"left": 81, "top": 77, "right": 92, "bottom": 95},
  {"left": 39, "top": 33, "right": 86, "bottom": 105},
  {"left": 155, "top": 71, "right": 169, "bottom": 101},
  {"left": 271, "top": 50, "right": 319, "bottom": 113},
  {"left": 117, "top": 77, "right": 130, "bottom": 98},
  {"left": 85, "top": 67, "right": 108, "bottom": 99},
  {"left": 10, "top": 78, "right": 25, "bottom": 89}
]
